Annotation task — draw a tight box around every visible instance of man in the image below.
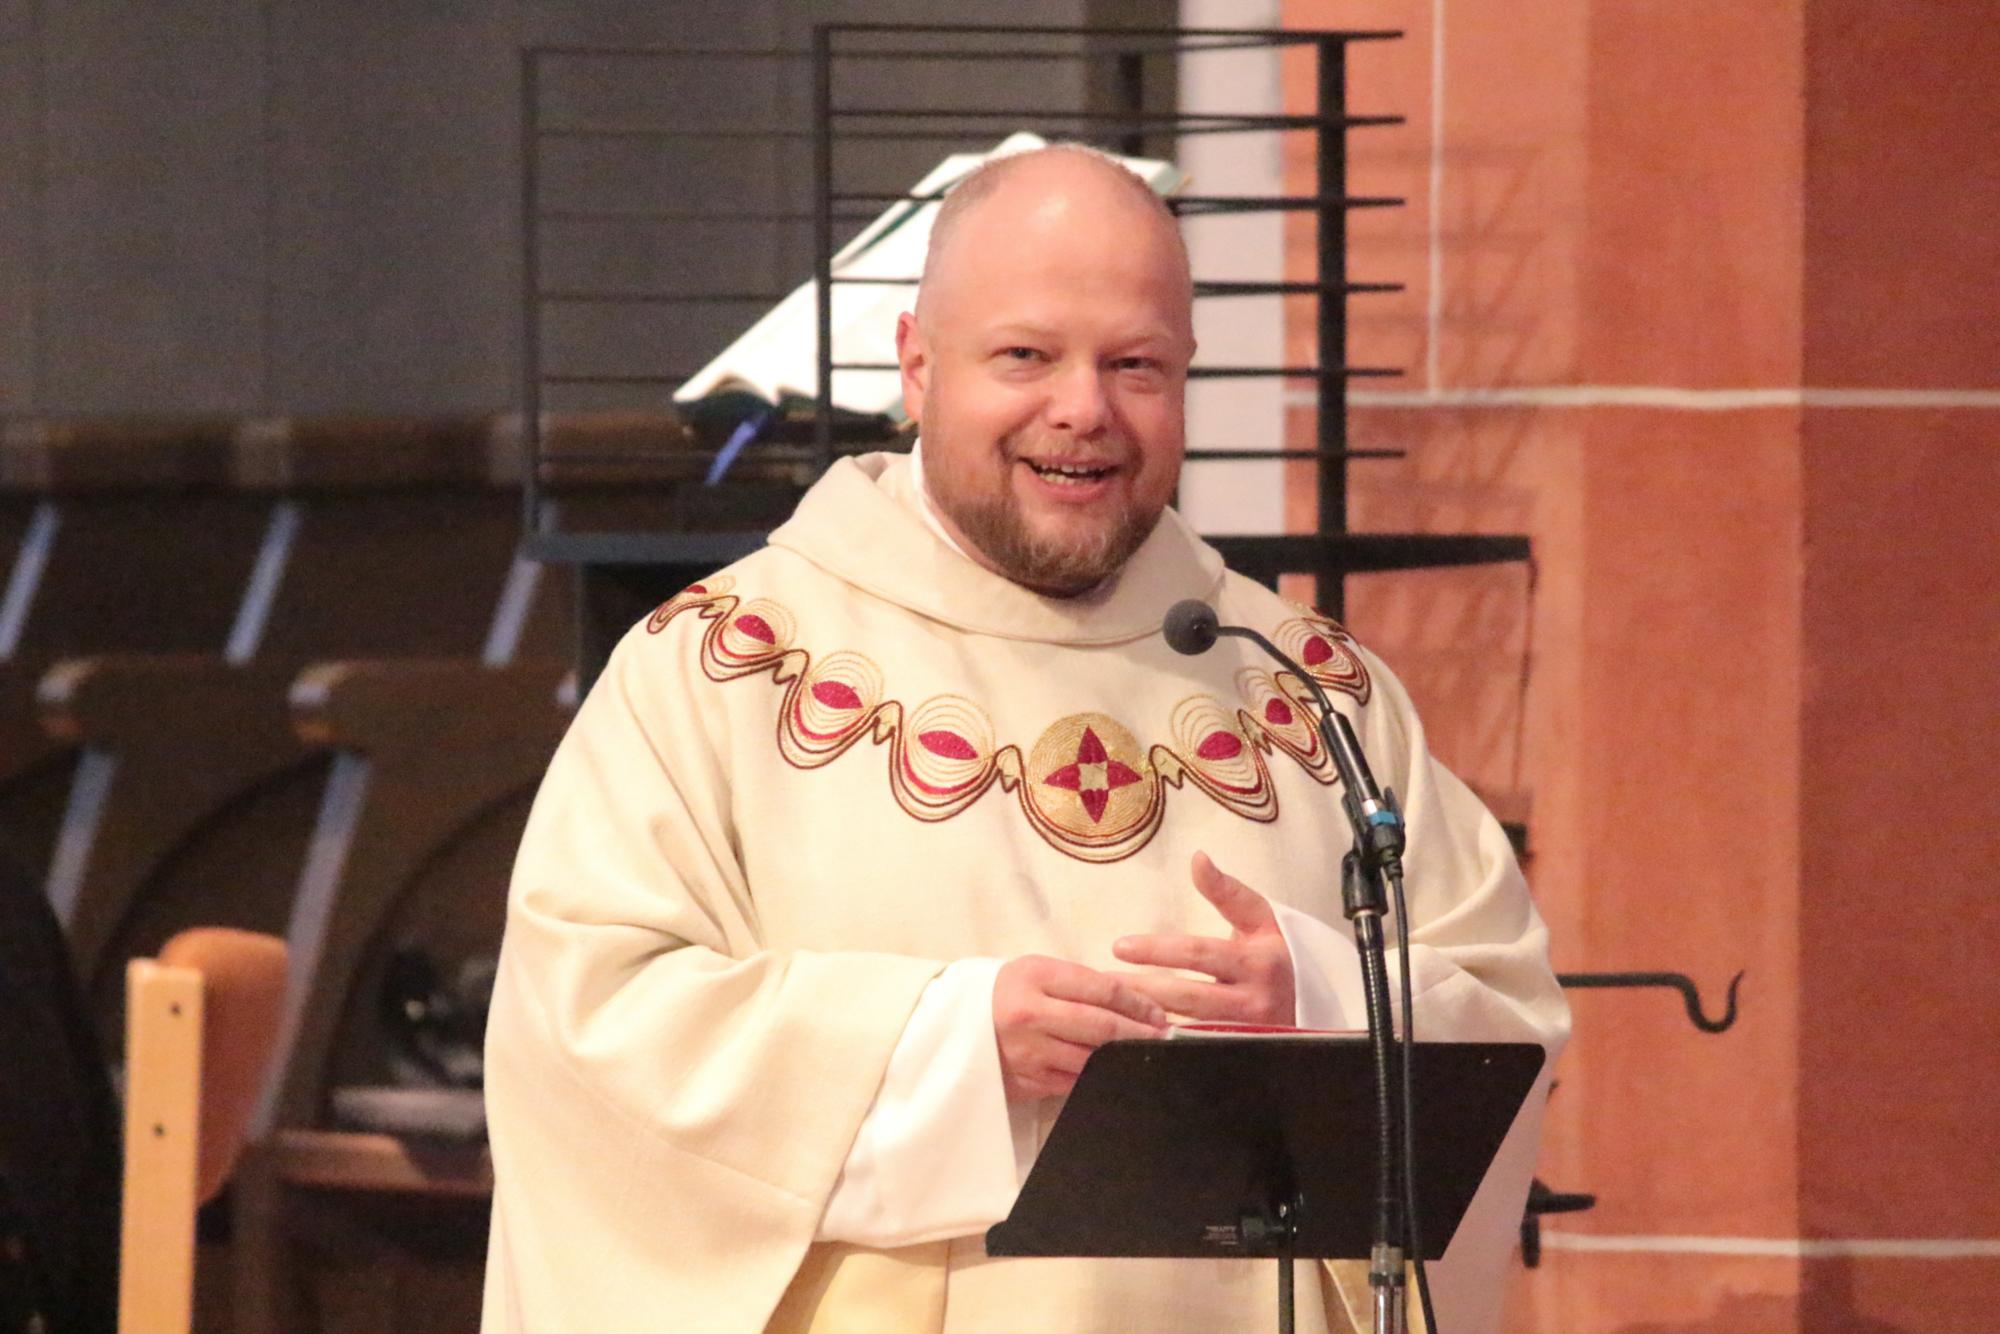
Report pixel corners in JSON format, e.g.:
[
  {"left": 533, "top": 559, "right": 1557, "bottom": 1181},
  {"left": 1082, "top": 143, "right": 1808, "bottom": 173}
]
[{"left": 482, "top": 146, "right": 1568, "bottom": 1333}]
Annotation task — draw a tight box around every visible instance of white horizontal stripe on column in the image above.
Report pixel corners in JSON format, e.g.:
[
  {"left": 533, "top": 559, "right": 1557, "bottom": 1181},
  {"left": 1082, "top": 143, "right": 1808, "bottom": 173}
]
[
  {"left": 1538, "top": 1231, "right": 2000, "bottom": 1260},
  {"left": 1317, "top": 386, "right": 2000, "bottom": 411}
]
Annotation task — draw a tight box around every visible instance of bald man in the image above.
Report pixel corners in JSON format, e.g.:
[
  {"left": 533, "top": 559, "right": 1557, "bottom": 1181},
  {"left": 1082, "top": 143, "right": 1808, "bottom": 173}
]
[{"left": 482, "top": 146, "right": 1567, "bottom": 1334}]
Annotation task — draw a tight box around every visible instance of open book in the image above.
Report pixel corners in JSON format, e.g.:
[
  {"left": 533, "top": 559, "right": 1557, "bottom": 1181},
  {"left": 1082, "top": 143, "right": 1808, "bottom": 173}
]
[
  {"left": 1166, "top": 1022, "right": 1366, "bottom": 1039},
  {"left": 673, "top": 132, "right": 1187, "bottom": 420}
]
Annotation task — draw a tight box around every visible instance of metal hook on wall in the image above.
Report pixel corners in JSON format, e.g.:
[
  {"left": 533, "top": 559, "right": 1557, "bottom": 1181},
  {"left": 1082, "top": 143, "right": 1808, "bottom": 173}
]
[{"left": 1556, "top": 969, "right": 1744, "bottom": 1034}]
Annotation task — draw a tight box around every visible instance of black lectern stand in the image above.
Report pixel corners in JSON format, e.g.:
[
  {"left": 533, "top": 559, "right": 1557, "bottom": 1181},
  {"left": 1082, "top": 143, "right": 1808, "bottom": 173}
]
[{"left": 986, "top": 1037, "right": 1543, "bottom": 1334}]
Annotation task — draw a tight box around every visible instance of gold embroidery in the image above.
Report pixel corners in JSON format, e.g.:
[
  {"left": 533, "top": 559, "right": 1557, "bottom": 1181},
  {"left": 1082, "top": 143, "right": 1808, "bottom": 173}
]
[
  {"left": 648, "top": 585, "right": 1364, "bottom": 864},
  {"left": 1023, "top": 713, "right": 1162, "bottom": 860},
  {"left": 890, "top": 694, "right": 1003, "bottom": 821},
  {"left": 1275, "top": 609, "right": 1371, "bottom": 704}
]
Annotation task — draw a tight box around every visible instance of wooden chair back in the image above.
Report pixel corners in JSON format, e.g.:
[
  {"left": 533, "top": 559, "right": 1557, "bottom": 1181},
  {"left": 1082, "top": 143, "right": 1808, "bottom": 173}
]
[{"left": 119, "top": 928, "right": 286, "bottom": 1334}]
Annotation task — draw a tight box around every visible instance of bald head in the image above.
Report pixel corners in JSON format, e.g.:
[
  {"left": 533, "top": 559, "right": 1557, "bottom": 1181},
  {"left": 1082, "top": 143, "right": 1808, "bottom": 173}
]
[{"left": 915, "top": 145, "right": 1192, "bottom": 328}]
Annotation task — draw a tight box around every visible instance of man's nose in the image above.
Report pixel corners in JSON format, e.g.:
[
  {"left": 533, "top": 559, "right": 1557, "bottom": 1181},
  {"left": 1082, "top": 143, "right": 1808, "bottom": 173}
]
[{"left": 1045, "top": 365, "right": 1111, "bottom": 437}]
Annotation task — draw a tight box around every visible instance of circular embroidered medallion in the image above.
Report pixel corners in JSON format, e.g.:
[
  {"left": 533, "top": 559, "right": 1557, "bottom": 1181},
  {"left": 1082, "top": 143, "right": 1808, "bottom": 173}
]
[
  {"left": 1235, "top": 667, "right": 1335, "bottom": 780},
  {"left": 1026, "top": 712, "right": 1153, "bottom": 841}
]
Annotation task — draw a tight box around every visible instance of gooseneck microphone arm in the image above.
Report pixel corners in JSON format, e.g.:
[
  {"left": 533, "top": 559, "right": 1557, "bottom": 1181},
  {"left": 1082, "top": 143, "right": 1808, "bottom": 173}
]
[
  {"left": 1159, "top": 601, "right": 1405, "bottom": 875},
  {"left": 1161, "top": 599, "right": 1431, "bottom": 1334}
]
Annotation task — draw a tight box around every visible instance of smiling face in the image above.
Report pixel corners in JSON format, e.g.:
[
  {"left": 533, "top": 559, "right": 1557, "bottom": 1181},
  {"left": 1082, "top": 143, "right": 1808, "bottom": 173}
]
[{"left": 896, "top": 150, "right": 1196, "bottom": 596}]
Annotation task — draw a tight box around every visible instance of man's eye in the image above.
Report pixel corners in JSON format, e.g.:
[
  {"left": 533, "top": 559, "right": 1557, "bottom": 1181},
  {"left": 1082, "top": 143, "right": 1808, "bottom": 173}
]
[
  {"left": 1114, "top": 357, "right": 1163, "bottom": 374},
  {"left": 1001, "top": 347, "right": 1044, "bottom": 362}
]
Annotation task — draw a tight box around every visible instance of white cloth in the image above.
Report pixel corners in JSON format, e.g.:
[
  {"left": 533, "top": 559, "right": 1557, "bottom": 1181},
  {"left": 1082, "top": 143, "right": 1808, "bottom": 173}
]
[{"left": 823, "top": 440, "right": 1386, "bottom": 1249}]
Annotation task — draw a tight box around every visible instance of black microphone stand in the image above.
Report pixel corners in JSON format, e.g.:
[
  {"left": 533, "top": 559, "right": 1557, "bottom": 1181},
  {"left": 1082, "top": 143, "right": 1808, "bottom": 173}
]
[{"left": 1207, "top": 621, "right": 1419, "bottom": 1334}]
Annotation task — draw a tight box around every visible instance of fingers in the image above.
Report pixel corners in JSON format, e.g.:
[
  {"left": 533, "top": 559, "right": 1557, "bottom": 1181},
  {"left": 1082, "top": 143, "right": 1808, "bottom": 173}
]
[
  {"left": 1004, "top": 1038, "right": 1096, "bottom": 1101},
  {"left": 1111, "top": 931, "right": 1241, "bottom": 980},
  {"left": 1117, "top": 971, "right": 1256, "bottom": 1023},
  {"left": 1190, "top": 850, "right": 1276, "bottom": 935},
  {"left": 995, "top": 956, "right": 1165, "bottom": 1102},
  {"left": 1038, "top": 997, "right": 1167, "bottom": 1047},
  {"left": 1036, "top": 958, "right": 1169, "bottom": 1027}
]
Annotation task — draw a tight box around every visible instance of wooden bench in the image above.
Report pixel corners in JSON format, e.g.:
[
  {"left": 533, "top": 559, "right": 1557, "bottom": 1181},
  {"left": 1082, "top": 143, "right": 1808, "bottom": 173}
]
[
  {"left": 29, "top": 416, "right": 568, "bottom": 1040},
  {"left": 0, "top": 419, "right": 274, "bottom": 883}
]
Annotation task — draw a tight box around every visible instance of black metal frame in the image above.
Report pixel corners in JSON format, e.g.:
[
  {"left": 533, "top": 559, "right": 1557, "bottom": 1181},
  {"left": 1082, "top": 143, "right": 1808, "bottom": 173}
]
[{"left": 517, "top": 23, "right": 1530, "bottom": 681}]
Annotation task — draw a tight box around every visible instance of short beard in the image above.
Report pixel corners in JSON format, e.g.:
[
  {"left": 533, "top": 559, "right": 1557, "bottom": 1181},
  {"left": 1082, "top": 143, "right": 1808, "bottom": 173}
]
[{"left": 931, "top": 464, "right": 1163, "bottom": 597}]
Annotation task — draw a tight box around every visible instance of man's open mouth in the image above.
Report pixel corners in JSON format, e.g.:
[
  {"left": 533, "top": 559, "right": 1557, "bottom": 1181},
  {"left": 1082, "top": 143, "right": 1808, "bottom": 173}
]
[{"left": 1024, "top": 459, "right": 1117, "bottom": 487}]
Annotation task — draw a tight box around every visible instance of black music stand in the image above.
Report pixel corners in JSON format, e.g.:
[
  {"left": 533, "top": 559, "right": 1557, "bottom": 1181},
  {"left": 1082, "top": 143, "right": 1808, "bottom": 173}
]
[{"left": 986, "top": 1037, "right": 1544, "bottom": 1334}]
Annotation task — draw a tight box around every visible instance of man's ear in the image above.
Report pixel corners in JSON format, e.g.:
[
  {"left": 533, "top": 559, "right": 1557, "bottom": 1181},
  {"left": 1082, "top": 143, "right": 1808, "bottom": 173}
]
[{"left": 895, "top": 311, "right": 927, "bottom": 422}]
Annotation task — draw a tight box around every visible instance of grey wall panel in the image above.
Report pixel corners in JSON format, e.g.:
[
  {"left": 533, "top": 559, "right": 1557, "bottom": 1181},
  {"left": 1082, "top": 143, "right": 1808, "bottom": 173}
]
[
  {"left": 0, "top": 0, "right": 41, "bottom": 410},
  {"left": 6, "top": 0, "right": 1177, "bottom": 419},
  {"left": 37, "top": 0, "right": 267, "bottom": 413},
  {"left": 263, "top": 5, "right": 520, "bottom": 414},
  {"left": 527, "top": 32, "right": 786, "bottom": 395},
  {"left": 515, "top": 0, "right": 777, "bottom": 49}
]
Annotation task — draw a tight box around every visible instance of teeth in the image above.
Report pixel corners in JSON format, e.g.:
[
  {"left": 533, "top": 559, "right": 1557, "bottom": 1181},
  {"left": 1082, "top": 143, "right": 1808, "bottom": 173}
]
[{"left": 1029, "top": 461, "right": 1111, "bottom": 482}]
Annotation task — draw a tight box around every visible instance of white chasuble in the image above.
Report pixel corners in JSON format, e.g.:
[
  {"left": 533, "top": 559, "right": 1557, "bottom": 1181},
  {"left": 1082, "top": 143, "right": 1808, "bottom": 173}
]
[{"left": 482, "top": 452, "right": 1569, "bottom": 1333}]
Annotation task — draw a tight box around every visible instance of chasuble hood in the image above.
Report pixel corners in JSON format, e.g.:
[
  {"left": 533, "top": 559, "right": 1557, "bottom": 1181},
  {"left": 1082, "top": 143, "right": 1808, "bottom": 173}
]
[{"left": 766, "top": 451, "right": 1227, "bottom": 647}]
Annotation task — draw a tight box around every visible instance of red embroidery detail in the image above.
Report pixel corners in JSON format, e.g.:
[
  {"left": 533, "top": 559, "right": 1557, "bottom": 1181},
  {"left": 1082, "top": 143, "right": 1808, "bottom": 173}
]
[
  {"left": 919, "top": 730, "right": 978, "bottom": 760},
  {"left": 1197, "top": 730, "right": 1243, "bottom": 761},
  {"left": 647, "top": 576, "right": 738, "bottom": 633},
  {"left": 812, "top": 680, "right": 863, "bottom": 710},
  {"left": 1041, "top": 727, "right": 1144, "bottom": 824},
  {"left": 646, "top": 584, "right": 1367, "bottom": 864},
  {"left": 1275, "top": 611, "right": 1370, "bottom": 704}
]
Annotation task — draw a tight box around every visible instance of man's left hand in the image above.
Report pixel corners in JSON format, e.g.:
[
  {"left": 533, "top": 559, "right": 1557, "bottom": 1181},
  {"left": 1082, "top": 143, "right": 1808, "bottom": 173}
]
[{"left": 1111, "top": 852, "right": 1296, "bottom": 1026}]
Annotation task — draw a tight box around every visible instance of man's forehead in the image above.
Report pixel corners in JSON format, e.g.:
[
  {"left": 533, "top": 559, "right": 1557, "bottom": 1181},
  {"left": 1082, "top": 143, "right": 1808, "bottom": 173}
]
[
  {"left": 923, "top": 213, "right": 1189, "bottom": 338},
  {"left": 921, "top": 153, "right": 1189, "bottom": 308}
]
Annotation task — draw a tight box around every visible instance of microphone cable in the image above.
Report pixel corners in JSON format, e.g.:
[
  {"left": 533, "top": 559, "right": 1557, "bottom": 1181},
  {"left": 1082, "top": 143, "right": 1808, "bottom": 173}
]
[{"left": 1391, "top": 863, "right": 1439, "bottom": 1332}]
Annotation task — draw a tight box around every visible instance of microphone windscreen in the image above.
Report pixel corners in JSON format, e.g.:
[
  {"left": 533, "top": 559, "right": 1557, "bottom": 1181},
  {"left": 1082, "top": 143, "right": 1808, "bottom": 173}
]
[{"left": 1162, "top": 599, "right": 1220, "bottom": 656}]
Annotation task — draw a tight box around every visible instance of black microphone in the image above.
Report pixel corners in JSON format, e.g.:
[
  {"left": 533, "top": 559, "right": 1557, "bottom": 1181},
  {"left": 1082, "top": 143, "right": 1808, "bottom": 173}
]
[{"left": 1162, "top": 598, "right": 1220, "bottom": 656}]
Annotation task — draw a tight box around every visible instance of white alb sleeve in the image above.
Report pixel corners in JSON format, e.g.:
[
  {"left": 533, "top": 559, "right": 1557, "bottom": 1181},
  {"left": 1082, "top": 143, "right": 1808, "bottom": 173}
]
[
  {"left": 1272, "top": 900, "right": 1370, "bottom": 1029},
  {"left": 1273, "top": 899, "right": 1482, "bottom": 1031},
  {"left": 816, "top": 957, "right": 1035, "bottom": 1246}
]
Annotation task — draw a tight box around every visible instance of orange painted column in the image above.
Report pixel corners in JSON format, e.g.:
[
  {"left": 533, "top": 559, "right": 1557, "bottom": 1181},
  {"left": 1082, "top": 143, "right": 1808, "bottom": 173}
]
[
  {"left": 1275, "top": 2, "right": 2000, "bottom": 1329},
  {"left": 1794, "top": 6, "right": 2000, "bottom": 1327}
]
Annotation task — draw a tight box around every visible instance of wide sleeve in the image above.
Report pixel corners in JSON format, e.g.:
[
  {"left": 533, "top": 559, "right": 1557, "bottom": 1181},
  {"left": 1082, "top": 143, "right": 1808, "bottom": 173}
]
[
  {"left": 1345, "top": 645, "right": 1571, "bottom": 1334},
  {"left": 817, "top": 958, "right": 1030, "bottom": 1247},
  {"left": 481, "top": 616, "right": 946, "bottom": 1334}
]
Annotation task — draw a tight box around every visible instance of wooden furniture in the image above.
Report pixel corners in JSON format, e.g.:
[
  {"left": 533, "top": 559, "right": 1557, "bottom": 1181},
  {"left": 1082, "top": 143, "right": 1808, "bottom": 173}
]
[
  {"left": 119, "top": 929, "right": 287, "bottom": 1334},
  {"left": 231, "top": 1128, "right": 493, "bottom": 1334},
  {"left": 0, "top": 419, "right": 273, "bottom": 885},
  {"left": 33, "top": 417, "right": 567, "bottom": 1055}
]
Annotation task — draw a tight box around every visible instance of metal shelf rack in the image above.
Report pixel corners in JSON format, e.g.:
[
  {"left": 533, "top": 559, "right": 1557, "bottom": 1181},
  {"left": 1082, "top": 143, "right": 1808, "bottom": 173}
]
[{"left": 516, "top": 23, "right": 1531, "bottom": 686}]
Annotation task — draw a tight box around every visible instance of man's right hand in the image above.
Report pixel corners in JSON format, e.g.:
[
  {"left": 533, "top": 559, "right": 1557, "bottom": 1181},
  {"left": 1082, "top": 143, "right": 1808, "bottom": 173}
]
[{"left": 992, "top": 955, "right": 1168, "bottom": 1101}]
